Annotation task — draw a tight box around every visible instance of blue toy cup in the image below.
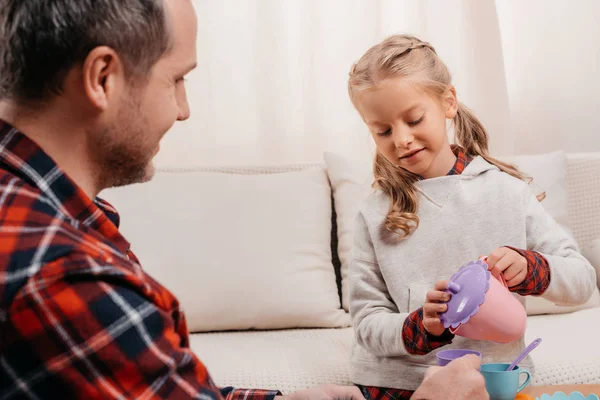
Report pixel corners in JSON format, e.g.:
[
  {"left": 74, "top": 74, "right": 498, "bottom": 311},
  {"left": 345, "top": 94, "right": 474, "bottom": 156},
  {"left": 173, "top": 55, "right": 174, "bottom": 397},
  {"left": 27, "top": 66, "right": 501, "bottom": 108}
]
[{"left": 481, "top": 363, "right": 531, "bottom": 400}]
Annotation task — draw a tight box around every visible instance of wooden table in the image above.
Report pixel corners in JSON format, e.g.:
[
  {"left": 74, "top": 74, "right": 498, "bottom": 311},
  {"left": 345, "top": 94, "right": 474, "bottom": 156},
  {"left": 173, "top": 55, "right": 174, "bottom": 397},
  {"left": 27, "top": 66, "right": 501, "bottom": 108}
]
[{"left": 522, "top": 384, "right": 600, "bottom": 396}]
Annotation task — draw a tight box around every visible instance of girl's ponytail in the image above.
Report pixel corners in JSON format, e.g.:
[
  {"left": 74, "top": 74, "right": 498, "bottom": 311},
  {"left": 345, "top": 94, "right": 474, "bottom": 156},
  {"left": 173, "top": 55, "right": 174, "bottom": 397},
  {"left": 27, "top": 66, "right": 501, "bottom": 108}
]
[{"left": 454, "top": 102, "right": 546, "bottom": 202}]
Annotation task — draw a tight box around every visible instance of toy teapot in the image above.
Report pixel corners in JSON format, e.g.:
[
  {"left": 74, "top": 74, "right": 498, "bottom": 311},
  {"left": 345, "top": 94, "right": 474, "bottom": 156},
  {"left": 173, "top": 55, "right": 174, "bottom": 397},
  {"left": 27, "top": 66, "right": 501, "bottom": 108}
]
[{"left": 439, "top": 258, "right": 527, "bottom": 343}]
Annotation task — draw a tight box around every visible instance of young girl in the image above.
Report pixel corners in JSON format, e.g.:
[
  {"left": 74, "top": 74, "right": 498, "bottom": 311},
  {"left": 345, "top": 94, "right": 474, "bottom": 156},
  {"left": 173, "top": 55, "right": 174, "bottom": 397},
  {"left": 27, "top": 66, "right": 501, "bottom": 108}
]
[{"left": 347, "top": 34, "right": 596, "bottom": 399}]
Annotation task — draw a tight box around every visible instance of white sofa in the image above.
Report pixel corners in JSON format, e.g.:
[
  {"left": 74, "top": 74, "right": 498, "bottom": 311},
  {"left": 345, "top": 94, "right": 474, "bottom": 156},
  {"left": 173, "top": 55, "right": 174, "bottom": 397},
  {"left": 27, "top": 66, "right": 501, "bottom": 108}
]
[{"left": 104, "top": 152, "right": 600, "bottom": 394}]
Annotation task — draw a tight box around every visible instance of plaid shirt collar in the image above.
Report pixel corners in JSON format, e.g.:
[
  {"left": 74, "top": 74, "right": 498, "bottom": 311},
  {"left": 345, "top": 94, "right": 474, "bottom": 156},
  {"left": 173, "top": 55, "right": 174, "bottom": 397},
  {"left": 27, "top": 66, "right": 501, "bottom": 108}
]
[
  {"left": 447, "top": 145, "right": 473, "bottom": 176},
  {"left": 416, "top": 145, "right": 473, "bottom": 180},
  {"left": 0, "top": 120, "right": 130, "bottom": 254}
]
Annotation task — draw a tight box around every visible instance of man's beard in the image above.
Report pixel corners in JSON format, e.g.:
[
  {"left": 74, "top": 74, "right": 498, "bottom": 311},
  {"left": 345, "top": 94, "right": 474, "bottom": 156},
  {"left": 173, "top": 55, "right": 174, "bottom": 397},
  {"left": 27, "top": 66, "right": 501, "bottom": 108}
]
[{"left": 89, "top": 101, "right": 156, "bottom": 190}]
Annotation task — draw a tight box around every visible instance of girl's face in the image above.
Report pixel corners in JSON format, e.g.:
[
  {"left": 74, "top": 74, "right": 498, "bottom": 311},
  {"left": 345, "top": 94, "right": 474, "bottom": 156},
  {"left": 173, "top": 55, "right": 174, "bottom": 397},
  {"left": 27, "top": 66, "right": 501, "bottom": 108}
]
[{"left": 355, "top": 76, "right": 458, "bottom": 179}]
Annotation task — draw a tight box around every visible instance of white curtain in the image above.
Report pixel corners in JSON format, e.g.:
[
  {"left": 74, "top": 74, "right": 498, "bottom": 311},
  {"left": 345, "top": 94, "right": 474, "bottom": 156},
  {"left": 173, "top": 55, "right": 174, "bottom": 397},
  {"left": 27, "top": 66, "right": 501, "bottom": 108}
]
[
  {"left": 496, "top": 0, "right": 600, "bottom": 155},
  {"left": 154, "top": 0, "right": 600, "bottom": 168}
]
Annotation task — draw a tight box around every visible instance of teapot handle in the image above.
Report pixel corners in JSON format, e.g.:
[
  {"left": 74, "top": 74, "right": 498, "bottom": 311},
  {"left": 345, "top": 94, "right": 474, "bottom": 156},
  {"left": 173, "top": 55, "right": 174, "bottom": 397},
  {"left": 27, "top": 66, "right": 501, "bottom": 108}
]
[{"left": 479, "top": 256, "right": 509, "bottom": 289}]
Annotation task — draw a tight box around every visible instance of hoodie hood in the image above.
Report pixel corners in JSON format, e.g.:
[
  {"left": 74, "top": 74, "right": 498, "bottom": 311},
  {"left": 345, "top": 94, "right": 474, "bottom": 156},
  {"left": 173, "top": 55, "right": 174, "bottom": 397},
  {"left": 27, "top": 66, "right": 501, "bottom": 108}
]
[{"left": 416, "top": 156, "right": 498, "bottom": 208}]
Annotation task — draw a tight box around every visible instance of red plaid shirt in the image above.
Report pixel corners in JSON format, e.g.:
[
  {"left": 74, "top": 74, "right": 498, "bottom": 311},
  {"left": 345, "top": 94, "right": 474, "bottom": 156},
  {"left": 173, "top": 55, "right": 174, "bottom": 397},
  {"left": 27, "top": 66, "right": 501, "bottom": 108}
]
[
  {"left": 0, "top": 122, "right": 280, "bottom": 399},
  {"left": 401, "top": 147, "right": 551, "bottom": 355},
  {"left": 357, "top": 385, "right": 413, "bottom": 400}
]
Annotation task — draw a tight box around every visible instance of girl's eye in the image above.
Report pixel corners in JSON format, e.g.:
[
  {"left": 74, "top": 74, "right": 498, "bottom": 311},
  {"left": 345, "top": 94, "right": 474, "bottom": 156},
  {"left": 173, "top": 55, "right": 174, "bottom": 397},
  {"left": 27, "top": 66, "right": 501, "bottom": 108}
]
[
  {"left": 408, "top": 116, "right": 424, "bottom": 126},
  {"left": 377, "top": 128, "right": 391, "bottom": 136}
]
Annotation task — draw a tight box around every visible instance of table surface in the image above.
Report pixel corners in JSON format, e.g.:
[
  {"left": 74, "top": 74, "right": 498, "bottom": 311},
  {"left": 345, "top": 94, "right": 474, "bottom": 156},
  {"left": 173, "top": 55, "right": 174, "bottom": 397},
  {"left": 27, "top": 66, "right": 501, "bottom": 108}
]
[{"left": 522, "top": 384, "right": 600, "bottom": 396}]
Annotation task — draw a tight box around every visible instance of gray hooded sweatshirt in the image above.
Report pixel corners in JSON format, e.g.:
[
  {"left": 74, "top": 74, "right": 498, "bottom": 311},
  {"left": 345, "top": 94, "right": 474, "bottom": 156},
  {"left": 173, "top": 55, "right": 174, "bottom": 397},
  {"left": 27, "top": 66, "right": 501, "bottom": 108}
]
[{"left": 349, "top": 156, "right": 596, "bottom": 390}]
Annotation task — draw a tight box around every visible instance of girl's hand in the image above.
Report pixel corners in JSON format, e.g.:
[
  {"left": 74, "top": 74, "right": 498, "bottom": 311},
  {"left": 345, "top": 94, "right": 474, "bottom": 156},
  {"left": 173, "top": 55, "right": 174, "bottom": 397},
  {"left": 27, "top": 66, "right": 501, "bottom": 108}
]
[
  {"left": 486, "top": 247, "right": 528, "bottom": 287},
  {"left": 423, "top": 280, "right": 451, "bottom": 337}
]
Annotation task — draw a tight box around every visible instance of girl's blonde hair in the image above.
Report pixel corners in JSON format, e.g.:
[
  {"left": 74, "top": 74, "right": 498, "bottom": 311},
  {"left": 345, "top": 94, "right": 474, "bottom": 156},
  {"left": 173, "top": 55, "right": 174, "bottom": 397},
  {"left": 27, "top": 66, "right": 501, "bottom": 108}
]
[{"left": 348, "top": 34, "right": 544, "bottom": 239}]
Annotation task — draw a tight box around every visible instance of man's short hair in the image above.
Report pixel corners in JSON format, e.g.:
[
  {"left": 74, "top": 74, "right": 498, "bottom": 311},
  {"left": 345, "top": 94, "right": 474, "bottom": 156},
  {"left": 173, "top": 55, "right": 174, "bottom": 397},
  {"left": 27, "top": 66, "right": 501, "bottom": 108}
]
[{"left": 0, "top": 0, "right": 172, "bottom": 103}]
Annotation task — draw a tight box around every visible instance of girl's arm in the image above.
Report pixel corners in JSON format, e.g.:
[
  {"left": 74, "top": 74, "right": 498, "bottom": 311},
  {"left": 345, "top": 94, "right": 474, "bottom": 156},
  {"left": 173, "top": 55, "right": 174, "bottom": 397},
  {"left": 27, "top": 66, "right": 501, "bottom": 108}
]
[{"left": 523, "top": 186, "right": 597, "bottom": 305}]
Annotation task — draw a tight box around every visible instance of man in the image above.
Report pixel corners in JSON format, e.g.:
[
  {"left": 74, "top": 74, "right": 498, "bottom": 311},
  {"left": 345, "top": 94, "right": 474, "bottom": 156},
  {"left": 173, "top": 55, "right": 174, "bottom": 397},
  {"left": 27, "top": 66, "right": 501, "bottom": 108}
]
[{"left": 0, "top": 1, "right": 488, "bottom": 399}]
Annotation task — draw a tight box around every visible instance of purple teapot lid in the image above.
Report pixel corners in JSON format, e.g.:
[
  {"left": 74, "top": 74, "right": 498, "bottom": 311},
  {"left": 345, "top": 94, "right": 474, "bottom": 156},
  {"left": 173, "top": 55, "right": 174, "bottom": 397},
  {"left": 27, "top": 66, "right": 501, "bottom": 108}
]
[{"left": 439, "top": 259, "right": 491, "bottom": 329}]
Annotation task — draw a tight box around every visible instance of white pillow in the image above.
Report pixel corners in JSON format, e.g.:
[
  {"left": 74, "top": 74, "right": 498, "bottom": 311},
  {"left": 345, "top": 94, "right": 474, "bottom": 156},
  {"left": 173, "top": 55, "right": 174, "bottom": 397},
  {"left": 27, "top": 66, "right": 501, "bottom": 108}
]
[
  {"left": 324, "top": 152, "right": 374, "bottom": 311},
  {"left": 102, "top": 167, "right": 349, "bottom": 332},
  {"left": 324, "top": 151, "right": 570, "bottom": 311},
  {"left": 500, "top": 151, "right": 570, "bottom": 233}
]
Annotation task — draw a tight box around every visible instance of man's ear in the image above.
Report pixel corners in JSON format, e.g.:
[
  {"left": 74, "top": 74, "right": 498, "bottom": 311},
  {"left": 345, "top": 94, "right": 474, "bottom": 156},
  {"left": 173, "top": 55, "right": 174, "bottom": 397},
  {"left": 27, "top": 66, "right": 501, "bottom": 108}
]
[
  {"left": 81, "top": 46, "right": 124, "bottom": 111},
  {"left": 444, "top": 86, "right": 458, "bottom": 119}
]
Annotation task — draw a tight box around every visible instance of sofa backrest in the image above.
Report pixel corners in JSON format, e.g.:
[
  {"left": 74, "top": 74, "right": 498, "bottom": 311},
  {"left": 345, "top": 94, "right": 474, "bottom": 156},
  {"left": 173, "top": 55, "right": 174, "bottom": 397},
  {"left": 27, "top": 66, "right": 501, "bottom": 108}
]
[
  {"left": 566, "top": 153, "right": 600, "bottom": 249},
  {"left": 158, "top": 152, "right": 600, "bottom": 250}
]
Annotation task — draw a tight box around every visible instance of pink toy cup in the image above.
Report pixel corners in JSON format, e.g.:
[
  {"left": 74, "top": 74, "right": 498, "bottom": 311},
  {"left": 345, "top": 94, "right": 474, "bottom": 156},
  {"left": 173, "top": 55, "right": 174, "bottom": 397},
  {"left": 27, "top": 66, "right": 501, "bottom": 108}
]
[{"left": 440, "top": 259, "right": 527, "bottom": 343}]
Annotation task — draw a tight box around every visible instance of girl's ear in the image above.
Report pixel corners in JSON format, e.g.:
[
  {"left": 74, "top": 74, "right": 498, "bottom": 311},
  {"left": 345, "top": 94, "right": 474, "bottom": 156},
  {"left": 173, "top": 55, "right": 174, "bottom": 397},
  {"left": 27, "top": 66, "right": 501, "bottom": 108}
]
[{"left": 444, "top": 86, "right": 458, "bottom": 119}]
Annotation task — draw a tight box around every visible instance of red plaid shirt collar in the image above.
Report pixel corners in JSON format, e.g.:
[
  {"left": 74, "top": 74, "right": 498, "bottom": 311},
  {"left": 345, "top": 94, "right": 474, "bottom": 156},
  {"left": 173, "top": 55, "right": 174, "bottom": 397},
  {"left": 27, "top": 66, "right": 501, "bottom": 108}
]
[
  {"left": 447, "top": 146, "right": 473, "bottom": 176},
  {"left": 415, "top": 145, "right": 473, "bottom": 180},
  {"left": 0, "top": 120, "right": 130, "bottom": 255}
]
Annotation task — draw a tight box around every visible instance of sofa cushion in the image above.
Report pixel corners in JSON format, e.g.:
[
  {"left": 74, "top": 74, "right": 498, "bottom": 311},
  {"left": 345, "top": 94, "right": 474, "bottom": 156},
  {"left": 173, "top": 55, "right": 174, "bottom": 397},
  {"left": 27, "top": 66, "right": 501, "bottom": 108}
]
[
  {"left": 324, "top": 151, "right": 570, "bottom": 311},
  {"left": 103, "top": 167, "right": 349, "bottom": 332},
  {"left": 188, "top": 308, "right": 600, "bottom": 393},
  {"left": 503, "top": 151, "right": 570, "bottom": 232},
  {"left": 565, "top": 154, "right": 600, "bottom": 249},
  {"left": 525, "top": 307, "right": 600, "bottom": 385},
  {"left": 323, "top": 152, "right": 374, "bottom": 311},
  {"left": 190, "top": 328, "right": 354, "bottom": 394}
]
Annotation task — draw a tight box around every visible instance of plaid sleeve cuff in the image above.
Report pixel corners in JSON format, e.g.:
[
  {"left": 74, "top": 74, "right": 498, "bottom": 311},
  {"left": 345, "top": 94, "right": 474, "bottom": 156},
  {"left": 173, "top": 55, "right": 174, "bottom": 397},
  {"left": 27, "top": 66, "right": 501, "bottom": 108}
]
[
  {"left": 506, "top": 247, "right": 551, "bottom": 296},
  {"left": 402, "top": 308, "right": 454, "bottom": 355},
  {"left": 221, "top": 387, "right": 281, "bottom": 400}
]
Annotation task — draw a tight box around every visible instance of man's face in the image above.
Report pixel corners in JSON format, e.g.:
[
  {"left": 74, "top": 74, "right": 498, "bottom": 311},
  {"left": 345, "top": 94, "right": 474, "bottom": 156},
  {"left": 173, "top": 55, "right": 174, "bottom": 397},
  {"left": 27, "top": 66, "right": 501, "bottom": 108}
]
[{"left": 91, "top": 0, "right": 198, "bottom": 189}]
